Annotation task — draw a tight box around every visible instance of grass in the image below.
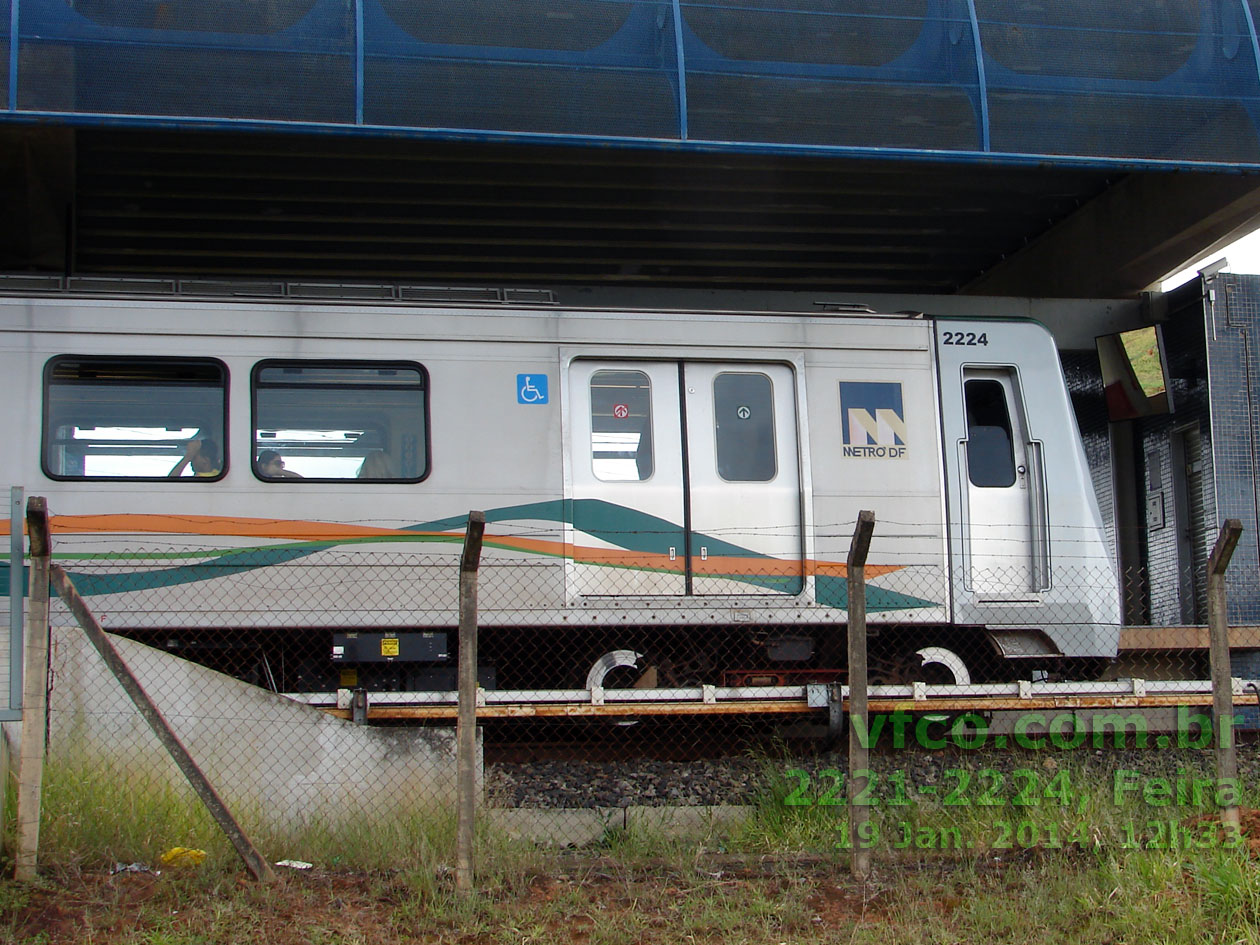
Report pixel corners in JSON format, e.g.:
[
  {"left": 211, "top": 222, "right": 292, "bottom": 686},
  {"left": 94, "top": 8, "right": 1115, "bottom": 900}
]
[
  {"left": 4, "top": 750, "right": 1260, "bottom": 942},
  {"left": 5, "top": 845, "right": 1260, "bottom": 944},
  {"left": 31, "top": 752, "right": 549, "bottom": 881},
  {"left": 37, "top": 757, "right": 223, "bottom": 872}
]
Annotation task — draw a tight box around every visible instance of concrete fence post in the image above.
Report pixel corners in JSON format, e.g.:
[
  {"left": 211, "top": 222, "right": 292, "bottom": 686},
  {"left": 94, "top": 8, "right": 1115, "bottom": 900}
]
[
  {"left": 9, "top": 486, "right": 24, "bottom": 717},
  {"left": 14, "top": 497, "right": 49, "bottom": 881},
  {"left": 456, "top": 511, "right": 486, "bottom": 895},
  {"left": 3, "top": 486, "right": 24, "bottom": 859},
  {"left": 847, "top": 510, "right": 875, "bottom": 880},
  {"left": 1207, "top": 518, "right": 1243, "bottom": 831}
]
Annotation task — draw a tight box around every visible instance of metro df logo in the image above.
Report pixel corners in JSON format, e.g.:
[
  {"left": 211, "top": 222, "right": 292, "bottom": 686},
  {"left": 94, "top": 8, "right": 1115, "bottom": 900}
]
[{"left": 840, "top": 382, "right": 908, "bottom": 458}]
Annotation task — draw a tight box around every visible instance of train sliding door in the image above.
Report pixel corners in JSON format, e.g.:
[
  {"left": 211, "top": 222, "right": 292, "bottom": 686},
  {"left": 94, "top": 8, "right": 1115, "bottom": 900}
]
[
  {"left": 568, "top": 361, "right": 686, "bottom": 595},
  {"left": 567, "top": 360, "right": 803, "bottom": 599},
  {"left": 683, "top": 363, "right": 803, "bottom": 595}
]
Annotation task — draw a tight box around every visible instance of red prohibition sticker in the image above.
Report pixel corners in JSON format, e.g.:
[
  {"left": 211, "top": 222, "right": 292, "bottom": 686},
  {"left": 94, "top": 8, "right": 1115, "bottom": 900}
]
[{"left": 613, "top": 404, "right": 630, "bottom": 419}]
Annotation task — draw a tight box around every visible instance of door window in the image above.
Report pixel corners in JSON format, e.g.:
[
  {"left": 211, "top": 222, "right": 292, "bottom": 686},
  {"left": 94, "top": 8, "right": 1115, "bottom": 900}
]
[
  {"left": 964, "top": 378, "right": 1016, "bottom": 487},
  {"left": 713, "top": 372, "right": 776, "bottom": 482},
  {"left": 589, "top": 370, "right": 654, "bottom": 481}
]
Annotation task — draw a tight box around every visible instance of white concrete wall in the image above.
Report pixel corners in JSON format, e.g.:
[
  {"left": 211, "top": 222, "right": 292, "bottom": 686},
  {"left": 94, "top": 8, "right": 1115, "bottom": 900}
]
[{"left": 45, "top": 628, "right": 470, "bottom": 828}]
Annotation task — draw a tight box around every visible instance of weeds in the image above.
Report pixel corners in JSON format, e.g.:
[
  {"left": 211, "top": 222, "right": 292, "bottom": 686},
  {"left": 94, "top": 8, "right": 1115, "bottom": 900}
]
[
  {"left": 2, "top": 841, "right": 1259, "bottom": 944},
  {"left": 8, "top": 747, "right": 1260, "bottom": 943}
]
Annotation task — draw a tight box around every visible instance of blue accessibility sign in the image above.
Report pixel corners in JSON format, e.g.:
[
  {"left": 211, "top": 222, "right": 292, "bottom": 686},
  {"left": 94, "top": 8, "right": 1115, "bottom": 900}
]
[{"left": 517, "top": 374, "right": 549, "bottom": 404}]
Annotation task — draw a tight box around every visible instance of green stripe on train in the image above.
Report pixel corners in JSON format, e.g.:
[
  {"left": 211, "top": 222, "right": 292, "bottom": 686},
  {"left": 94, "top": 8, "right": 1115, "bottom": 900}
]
[{"left": 0, "top": 499, "right": 939, "bottom": 613}]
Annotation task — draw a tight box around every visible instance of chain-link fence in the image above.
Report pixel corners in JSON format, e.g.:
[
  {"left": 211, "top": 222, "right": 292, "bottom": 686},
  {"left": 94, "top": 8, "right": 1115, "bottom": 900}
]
[{"left": 3, "top": 511, "right": 1256, "bottom": 879}]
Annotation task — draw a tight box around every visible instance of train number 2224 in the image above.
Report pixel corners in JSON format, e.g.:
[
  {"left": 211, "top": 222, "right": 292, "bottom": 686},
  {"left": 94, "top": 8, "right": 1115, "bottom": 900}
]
[{"left": 941, "top": 331, "right": 989, "bottom": 346}]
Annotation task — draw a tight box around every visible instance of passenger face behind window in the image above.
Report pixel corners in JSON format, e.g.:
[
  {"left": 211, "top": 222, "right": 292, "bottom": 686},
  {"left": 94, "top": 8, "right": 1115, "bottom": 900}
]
[
  {"left": 257, "top": 449, "right": 286, "bottom": 478},
  {"left": 190, "top": 438, "right": 220, "bottom": 475}
]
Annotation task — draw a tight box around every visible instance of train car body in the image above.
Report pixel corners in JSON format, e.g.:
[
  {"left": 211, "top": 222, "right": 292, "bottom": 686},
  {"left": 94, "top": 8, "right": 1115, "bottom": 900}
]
[{"left": 0, "top": 294, "right": 1120, "bottom": 690}]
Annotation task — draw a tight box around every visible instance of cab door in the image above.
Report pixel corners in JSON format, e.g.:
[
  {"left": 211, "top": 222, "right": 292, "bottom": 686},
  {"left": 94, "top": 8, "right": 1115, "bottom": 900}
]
[{"left": 959, "top": 368, "right": 1046, "bottom": 596}]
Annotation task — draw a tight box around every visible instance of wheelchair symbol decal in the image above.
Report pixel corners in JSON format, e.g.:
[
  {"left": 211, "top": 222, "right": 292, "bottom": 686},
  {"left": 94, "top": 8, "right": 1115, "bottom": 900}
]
[{"left": 517, "top": 374, "right": 549, "bottom": 404}]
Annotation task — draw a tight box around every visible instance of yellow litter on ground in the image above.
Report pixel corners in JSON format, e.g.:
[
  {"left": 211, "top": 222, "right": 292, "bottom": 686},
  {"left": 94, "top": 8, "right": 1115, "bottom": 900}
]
[{"left": 160, "top": 847, "right": 207, "bottom": 867}]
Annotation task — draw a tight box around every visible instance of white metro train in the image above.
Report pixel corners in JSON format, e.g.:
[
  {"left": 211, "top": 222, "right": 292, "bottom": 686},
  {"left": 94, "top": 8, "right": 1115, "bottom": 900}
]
[{"left": 0, "top": 291, "right": 1120, "bottom": 692}]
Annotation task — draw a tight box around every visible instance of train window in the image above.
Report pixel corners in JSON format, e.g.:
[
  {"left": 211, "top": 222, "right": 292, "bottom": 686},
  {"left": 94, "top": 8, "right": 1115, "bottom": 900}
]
[
  {"left": 713, "top": 372, "right": 776, "bottom": 482},
  {"left": 43, "top": 356, "right": 227, "bottom": 480},
  {"left": 590, "top": 370, "right": 654, "bottom": 481},
  {"left": 252, "top": 361, "right": 428, "bottom": 482},
  {"left": 964, "top": 379, "right": 1016, "bottom": 487}
]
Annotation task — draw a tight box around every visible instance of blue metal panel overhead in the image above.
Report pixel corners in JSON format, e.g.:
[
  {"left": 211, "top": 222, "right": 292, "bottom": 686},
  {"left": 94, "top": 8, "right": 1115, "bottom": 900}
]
[
  {"left": 2, "top": 0, "right": 11, "bottom": 111},
  {"left": 4, "top": 0, "right": 1260, "bottom": 170}
]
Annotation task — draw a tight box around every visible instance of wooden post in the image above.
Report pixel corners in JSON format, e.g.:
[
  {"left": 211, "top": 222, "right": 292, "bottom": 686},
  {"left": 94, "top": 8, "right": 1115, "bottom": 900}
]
[
  {"left": 48, "top": 563, "right": 277, "bottom": 883},
  {"left": 1207, "top": 518, "right": 1243, "bottom": 830},
  {"left": 456, "top": 511, "right": 486, "bottom": 895},
  {"left": 14, "top": 498, "right": 50, "bottom": 881},
  {"left": 846, "top": 510, "right": 875, "bottom": 879}
]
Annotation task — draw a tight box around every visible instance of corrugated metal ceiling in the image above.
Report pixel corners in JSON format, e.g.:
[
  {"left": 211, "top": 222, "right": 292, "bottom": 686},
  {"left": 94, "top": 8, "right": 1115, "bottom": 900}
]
[{"left": 70, "top": 129, "right": 1118, "bottom": 295}]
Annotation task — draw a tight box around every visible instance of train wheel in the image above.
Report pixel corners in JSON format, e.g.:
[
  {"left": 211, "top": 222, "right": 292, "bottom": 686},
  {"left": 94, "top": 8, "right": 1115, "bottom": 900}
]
[
  {"left": 585, "top": 650, "right": 653, "bottom": 690},
  {"left": 585, "top": 649, "right": 654, "bottom": 727},
  {"left": 584, "top": 644, "right": 713, "bottom": 691},
  {"left": 870, "top": 644, "right": 972, "bottom": 686}
]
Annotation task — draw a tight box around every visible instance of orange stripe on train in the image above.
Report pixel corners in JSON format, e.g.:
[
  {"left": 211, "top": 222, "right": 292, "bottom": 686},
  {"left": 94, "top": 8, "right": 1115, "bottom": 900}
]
[
  {"left": 0, "top": 514, "right": 900, "bottom": 579},
  {"left": 6, "top": 514, "right": 443, "bottom": 541}
]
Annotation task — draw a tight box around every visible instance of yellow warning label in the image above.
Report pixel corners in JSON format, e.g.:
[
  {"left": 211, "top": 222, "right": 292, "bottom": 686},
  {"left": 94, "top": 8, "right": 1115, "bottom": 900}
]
[
  {"left": 381, "top": 638, "right": 400, "bottom": 658},
  {"left": 339, "top": 668, "right": 358, "bottom": 687}
]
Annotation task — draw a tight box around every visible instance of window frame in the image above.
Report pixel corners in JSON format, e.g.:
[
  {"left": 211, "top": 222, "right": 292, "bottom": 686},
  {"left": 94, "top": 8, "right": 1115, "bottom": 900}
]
[
  {"left": 250, "top": 358, "right": 431, "bottom": 484},
  {"left": 42, "top": 354, "right": 230, "bottom": 483}
]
